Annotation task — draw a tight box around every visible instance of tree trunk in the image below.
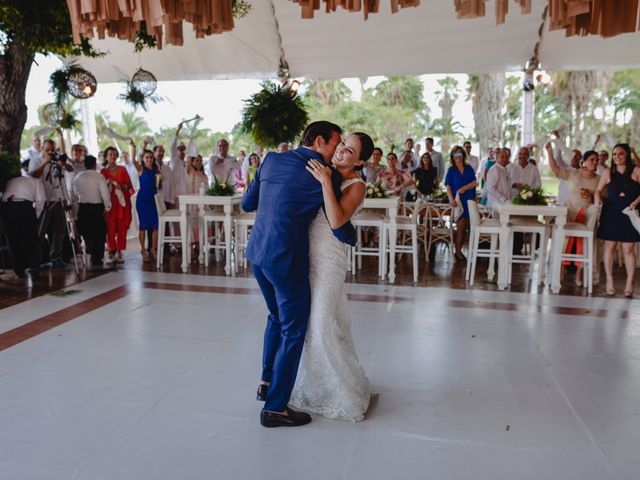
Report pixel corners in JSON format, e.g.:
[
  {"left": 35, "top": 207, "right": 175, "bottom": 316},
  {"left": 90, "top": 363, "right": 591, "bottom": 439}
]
[
  {"left": 0, "top": 40, "right": 35, "bottom": 155},
  {"left": 472, "top": 73, "right": 505, "bottom": 155}
]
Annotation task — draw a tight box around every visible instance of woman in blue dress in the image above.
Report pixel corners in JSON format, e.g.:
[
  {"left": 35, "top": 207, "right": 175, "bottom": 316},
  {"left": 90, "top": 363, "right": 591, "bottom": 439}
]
[
  {"left": 595, "top": 144, "right": 640, "bottom": 297},
  {"left": 130, "top": 140, "right": 160, "bottom": 262},
  {"left": 445, "top": 145, "right": 478, "bottom": 261}
]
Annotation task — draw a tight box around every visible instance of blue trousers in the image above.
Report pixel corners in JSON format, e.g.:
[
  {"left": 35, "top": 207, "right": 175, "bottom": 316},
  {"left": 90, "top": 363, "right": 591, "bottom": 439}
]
[{"left": 252, "top": 264, "right": 311, "bottom": 412}]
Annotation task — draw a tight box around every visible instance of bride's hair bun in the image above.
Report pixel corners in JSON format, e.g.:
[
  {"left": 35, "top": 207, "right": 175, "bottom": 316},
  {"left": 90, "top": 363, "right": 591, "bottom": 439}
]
[{"left": 353, "top": 132, "right": 374, "bottom": 161}]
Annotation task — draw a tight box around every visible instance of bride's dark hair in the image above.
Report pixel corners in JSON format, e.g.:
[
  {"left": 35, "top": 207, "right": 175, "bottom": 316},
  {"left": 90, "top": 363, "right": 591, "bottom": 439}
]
[{"left": 353, "top": 132, "right": 374, "bottom": 161}]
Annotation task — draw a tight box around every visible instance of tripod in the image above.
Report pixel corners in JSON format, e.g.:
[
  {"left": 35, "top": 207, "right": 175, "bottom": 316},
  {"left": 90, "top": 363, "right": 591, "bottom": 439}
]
[{"left": 38, "top": 162, "right": 85, "bottom": 274}]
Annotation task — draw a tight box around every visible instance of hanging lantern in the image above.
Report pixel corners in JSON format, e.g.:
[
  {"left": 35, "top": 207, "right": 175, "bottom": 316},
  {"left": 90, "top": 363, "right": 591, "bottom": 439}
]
[
  {"left": 131, "top": 68, "right": 157, "bottom": 96},
  {"left": 67, "top": 68, "right": 98, "bottom": 99},
  {"left": 42, "top": 103, "right": 65, "bottom": 126}
]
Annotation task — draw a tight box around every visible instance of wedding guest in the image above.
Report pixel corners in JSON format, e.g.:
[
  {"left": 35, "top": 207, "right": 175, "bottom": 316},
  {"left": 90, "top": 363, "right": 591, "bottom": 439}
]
[
  {"left": 0, "top": 170, "right": 45, "bottom": 278},
  {"left": 363, "top": 147, "right": 385, "bottom": 183},
  {"left": 476, "top": 147, "right": 496, "bottom": 204},
  {"left": 169, "top": 123, "right": 187, "bottom": 208},
  {"left": 595, "top": 144, "right": 640, "bottom": 297},
  {"left": 597, "top": 150, "right": 609, "bottom": 174},
  {"left": 508, "top": 146, "right": 541, "bottom": 197},
  {"left": 445, "top": 145, "right": 477, "bottom": 261},
  {"left": 244, "top": 153, "right": 261, "bottom": 186},
  {"left": 21, "top": 159, "right": 30, "bottom": 177},
  {"left": 415, "top": 143, "right": 422, "bottom": 158},
  {"left": 547, "top": 144, "right": 599, "bottom": 285},
  {"left": 74, "top": 155, "right": 111, "bottom": 269},
  {"left": 29, "top": 135, "right": 73, "bottom": 267},
  {"left": 130, "top": 141, "right": 159, "bottom": 263},
  {"left": 405, "top": 138, "right": 420, "bottom": 166},
  {"left": 463, "top": 141, "right": 479, "bottom": 173},
  {"left": 121, "top": 150, "right": 139, "bottom": 191},
  {"left": 101, "top": 146, "right": 133, "bottom": 264},
  {"left": 571, "top": 149, "right": 582, "bottom": 169},
  {"left": 185, "top": 154, "right": 209, "bottom": 254},
  {"left": 399, "top": 150, "right": 415, "bottom": 172},
  {"left": 425, "top": 137, "right": 445, "bottom": 185},
  {"left": 152, "top": 144, "right": 174, "bottom": 211},
  {"left": 208, "top": 138, "right": 242, "bottom": 187},
  {"left": 278, "top": 142, "right": 289, "bottom": 153},
  {"left": 412, "top": 153, "right": 438, "bottom": 196},
  {"left": 379, "top": 152, "right": 414, "bottom": 197},
  {"left": 486, "top": 147, "right": 512, "bottom": 212},
  {"left": 27, "top": 135, "right": 42, "bottom": 164}
]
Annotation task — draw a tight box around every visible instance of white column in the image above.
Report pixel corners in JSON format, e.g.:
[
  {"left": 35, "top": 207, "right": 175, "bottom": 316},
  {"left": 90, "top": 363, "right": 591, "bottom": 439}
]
[{"left": 79, "top": 97, "right": 99, "bottom": 155}]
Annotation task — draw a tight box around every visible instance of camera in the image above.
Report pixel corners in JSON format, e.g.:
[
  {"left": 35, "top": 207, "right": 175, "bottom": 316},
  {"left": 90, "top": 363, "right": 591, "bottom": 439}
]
[{"left": 51, "top": 151, "right": 68, "bottom": 163}]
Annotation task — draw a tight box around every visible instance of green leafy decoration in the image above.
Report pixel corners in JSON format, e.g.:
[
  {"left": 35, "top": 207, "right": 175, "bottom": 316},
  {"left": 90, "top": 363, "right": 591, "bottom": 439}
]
[
  {"left": 232, "top": 0, "right": 252, "bottom": 18},
  {"left": 241, "top": 81, "right": 308, "bottom": 148},
  {"left": 49, "top": 63, "right": 87, "bottom": 105},
  {"left": 207, "top": 174, "right": 236, "bottom": 196},
  {"left": 0, "top": 151, "right": 21, "bottom": 191},
  {"left": 134, "top": 22, "right": 157, "bottom": 52},
  {"left": 118, "top": 82, "right": 162, "bottom": 111},
  {"left": 58, "top": 110, "right": 79, "bottom": 130}
]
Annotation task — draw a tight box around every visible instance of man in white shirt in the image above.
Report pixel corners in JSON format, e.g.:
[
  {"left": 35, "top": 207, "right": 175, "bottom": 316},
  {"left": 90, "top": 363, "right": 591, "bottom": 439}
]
[
  {"left": 208, "top": 138, "right": 242, "bottom": 187},
  {"left": 74, "top": 155, "right": 111, "bottom": 268},
  {"left": 27, "top": 135, "right": 42, "bottom": 164},
  {"left": 425, "top": 137, "right": 445, "bottom": 185},
  {"left": 0, "top": 172, "right": 46, "bottom": 278},
  {"left": 29, "top": 137, "right": 74, "bottom": 267},
  {"left": 463, "top": 141, "right": 479, "bottom": 173},
  {"left": 508, "top": 146, "right": 541, "bottom": 197},
  {"left": 596, "top": 150, "right": 609, "bottom": 175},
  {"left": 169, "top": 123, "right": 187, "bottom": 206},
  {"left": 486, "top": 147, "right": 512, "bottom": 212},
  {"left": 399, "top": 150, "right": 416, "bottom": 172}
]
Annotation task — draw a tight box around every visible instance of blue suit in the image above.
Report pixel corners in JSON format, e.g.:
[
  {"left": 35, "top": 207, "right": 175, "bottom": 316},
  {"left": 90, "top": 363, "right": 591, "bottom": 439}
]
[{"left": 243, "top": 146, "right": 356, "bottom": 412}]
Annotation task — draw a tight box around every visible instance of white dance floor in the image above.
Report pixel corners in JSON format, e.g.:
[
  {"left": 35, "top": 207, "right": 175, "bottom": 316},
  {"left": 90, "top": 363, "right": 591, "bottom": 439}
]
[{"left": 0, "top": 270, "right": 638, "bottom": 480}]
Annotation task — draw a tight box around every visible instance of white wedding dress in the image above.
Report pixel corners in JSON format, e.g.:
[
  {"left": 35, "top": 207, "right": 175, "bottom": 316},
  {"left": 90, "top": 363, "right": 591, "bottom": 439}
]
[{"left": 289, "top": 178, "right": 372, "bottom": 422}]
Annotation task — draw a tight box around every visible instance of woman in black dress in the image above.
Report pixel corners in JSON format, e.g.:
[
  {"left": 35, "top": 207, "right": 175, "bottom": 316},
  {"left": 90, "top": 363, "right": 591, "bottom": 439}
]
[
  {"left": 412, "top": 153, "right": 438, "bottom": 197},
  {"left": 595, "top": 144, "right": 640, "bottom": 297}
]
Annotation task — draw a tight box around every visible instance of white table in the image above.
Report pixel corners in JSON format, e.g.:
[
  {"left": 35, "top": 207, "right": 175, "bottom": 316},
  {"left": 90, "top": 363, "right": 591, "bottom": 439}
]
[
  {"left": 497, "top": 203, "right": 568, "bottom": 293},
  {"left": 363, "top": 196, "right": 401, "bottom": 283},
  {"left": 178, "top": 194, "right": 243, "bottom": 274}
]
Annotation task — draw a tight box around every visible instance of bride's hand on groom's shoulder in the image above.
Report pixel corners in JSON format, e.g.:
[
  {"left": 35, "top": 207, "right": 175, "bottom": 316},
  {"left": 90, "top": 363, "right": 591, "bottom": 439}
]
[{"left": 306, "top": 159, "right": 333, "bottom": 187}]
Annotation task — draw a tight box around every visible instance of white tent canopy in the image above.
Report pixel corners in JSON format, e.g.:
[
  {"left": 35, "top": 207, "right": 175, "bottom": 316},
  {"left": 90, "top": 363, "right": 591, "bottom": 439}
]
[{"left": 78, "top": 0, "right": 640, "bottom": 82}]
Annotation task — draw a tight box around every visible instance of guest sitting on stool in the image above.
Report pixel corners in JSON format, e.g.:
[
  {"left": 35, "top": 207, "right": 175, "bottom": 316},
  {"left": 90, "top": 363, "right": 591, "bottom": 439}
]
[
  {"left": 74, "top": 155, "right": 111, "bottom": 269},
  {"left": 0, "top": 170, "right": 46, "bottom": 278}
]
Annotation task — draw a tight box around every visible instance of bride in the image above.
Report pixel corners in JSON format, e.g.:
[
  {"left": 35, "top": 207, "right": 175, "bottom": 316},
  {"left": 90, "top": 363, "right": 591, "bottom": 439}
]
[{"left": 288, "top": 132, "right": 374, "bottom": 422}]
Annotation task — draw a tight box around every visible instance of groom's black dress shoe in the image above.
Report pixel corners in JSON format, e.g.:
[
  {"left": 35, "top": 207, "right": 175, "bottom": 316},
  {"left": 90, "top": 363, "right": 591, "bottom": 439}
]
[
  {"left": 256, "top": 384, "right": 268, "bottom": 401},
  {"left": 260, "top": 407, "right": 312, "bottom": 428}
]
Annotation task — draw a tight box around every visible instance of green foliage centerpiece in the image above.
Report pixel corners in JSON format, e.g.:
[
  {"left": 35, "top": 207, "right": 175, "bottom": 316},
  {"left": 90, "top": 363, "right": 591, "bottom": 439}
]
[
  {"left": 365, "top": 180, "right": 389, "bottom": 199},
  {"left": 207, "top": 175, "right": 236, "bottom": 196},
  {"left": 512, "top": 186, "right": 547, "bottom": 206},
  {"left": 240, "top": 81, "right": 308, "bottom": 148}
]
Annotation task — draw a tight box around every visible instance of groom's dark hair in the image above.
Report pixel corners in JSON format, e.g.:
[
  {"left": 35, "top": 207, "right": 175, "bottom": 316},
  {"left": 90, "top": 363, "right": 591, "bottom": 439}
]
[{"left": 300, "top": 121, "right": 342, "bottom": 147}]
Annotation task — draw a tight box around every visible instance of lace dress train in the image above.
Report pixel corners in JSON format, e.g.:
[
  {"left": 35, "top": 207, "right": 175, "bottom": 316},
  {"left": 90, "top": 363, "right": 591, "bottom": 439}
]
[{"left": 289, "top": 178, "right": 372, "bottom": 422}]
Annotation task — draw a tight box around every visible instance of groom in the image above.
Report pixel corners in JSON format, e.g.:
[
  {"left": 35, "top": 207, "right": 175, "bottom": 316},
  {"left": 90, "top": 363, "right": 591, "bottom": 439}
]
[{"left": 242, "top": 121, "right": 357, "bottom": 428}]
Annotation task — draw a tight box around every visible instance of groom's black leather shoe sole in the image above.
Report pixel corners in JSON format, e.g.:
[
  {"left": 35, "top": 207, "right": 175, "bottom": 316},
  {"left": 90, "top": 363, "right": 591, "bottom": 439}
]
[
  {"left": 260, "top": 407, "right": 312, "bottom": 428},
  {"left": 256, "top": 384, "right": 268, "bottom": 401}
]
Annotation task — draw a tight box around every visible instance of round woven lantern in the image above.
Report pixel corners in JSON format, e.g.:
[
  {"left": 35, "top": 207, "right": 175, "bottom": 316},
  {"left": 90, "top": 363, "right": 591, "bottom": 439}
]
[
  {"left": 67, "top": 68, "right": 98, "bottom": 99},
  {"left": 132, "top": 68, "right": 157, "bottom": 96},
  {"left": 42, "top": 103, "right": 65, "bottom": 126}
]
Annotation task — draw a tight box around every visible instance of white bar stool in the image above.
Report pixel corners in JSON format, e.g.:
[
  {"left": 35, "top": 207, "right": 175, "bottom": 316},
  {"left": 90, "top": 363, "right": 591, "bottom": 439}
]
[
  {"left": 350, "top": 210, "right": 386, "bottom": 277},
  {"left": 382, "top": 199, "right": 421, "bottom": 283},
  {"left": 466, "top": 200, "right": 502, "bottom": 286},
  {"left": 233, "top": 211, "right": 256, "bottom": 272},
  {"left": 155, "top": 194, "right": 185, "bottom": 270}
]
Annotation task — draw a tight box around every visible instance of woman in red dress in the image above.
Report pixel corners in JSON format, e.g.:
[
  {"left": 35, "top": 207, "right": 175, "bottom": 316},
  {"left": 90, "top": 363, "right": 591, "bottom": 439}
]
[{"left": 101, "top": 146, "right": 133, "bottom": 263}]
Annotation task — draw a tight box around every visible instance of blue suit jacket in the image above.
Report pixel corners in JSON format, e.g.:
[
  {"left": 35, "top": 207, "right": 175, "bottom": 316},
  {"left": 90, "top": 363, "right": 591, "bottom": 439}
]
[{"left": 242, "top": 146, "right": 357, "bottom": 277}]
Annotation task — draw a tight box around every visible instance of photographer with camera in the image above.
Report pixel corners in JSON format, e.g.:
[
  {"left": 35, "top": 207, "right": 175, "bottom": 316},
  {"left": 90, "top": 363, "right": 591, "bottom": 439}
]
[{"left": 28, "top": 135, "right": 74, "bottom": 267}]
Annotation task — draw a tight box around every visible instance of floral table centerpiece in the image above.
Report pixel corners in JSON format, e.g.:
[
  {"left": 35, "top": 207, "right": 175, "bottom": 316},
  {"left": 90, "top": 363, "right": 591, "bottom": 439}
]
[
  {"left": 365, "top": 180, "right": 389, "bottom": 199},
  {"left": 207, "top": 175, "right": 235, "bottom": 196},
  {"left": 512, "top": 186, "right": 547, "bottom": 206}
]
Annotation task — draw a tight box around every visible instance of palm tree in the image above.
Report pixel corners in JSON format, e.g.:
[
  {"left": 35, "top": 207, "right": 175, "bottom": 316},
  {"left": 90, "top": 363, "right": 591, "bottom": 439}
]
[{"left": 433, "top": 76, "right": 461, "bottom": 153}]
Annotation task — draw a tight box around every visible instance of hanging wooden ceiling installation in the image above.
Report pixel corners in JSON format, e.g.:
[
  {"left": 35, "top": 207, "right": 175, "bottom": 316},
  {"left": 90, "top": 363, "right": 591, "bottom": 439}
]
[
  {"left": 65, "top": 0, "right": 235, "bottom": 49},
  {"left": 453, "top": 0, "right": 640, "bottom": 38},
  {"left": 288, "top": 0, "right": 420, "bottom": 20}
]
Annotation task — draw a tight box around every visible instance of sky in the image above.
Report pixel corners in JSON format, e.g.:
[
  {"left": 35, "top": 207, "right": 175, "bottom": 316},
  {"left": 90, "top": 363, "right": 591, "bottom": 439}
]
[{"left": 25, "top": 54, "right": 479, "bottom": 148}]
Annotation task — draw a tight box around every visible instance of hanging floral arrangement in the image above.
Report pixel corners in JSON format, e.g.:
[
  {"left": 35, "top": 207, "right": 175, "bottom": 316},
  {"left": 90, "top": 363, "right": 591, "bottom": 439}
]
[
  {"left": 49, "top": 63, "right": 97, "bottom": 104},
  {"left": 118, "top": 69, "right": 162, "bottom": 111},
  {"left": 240, "top": 81, "right": 308, "bottom": 148}
]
